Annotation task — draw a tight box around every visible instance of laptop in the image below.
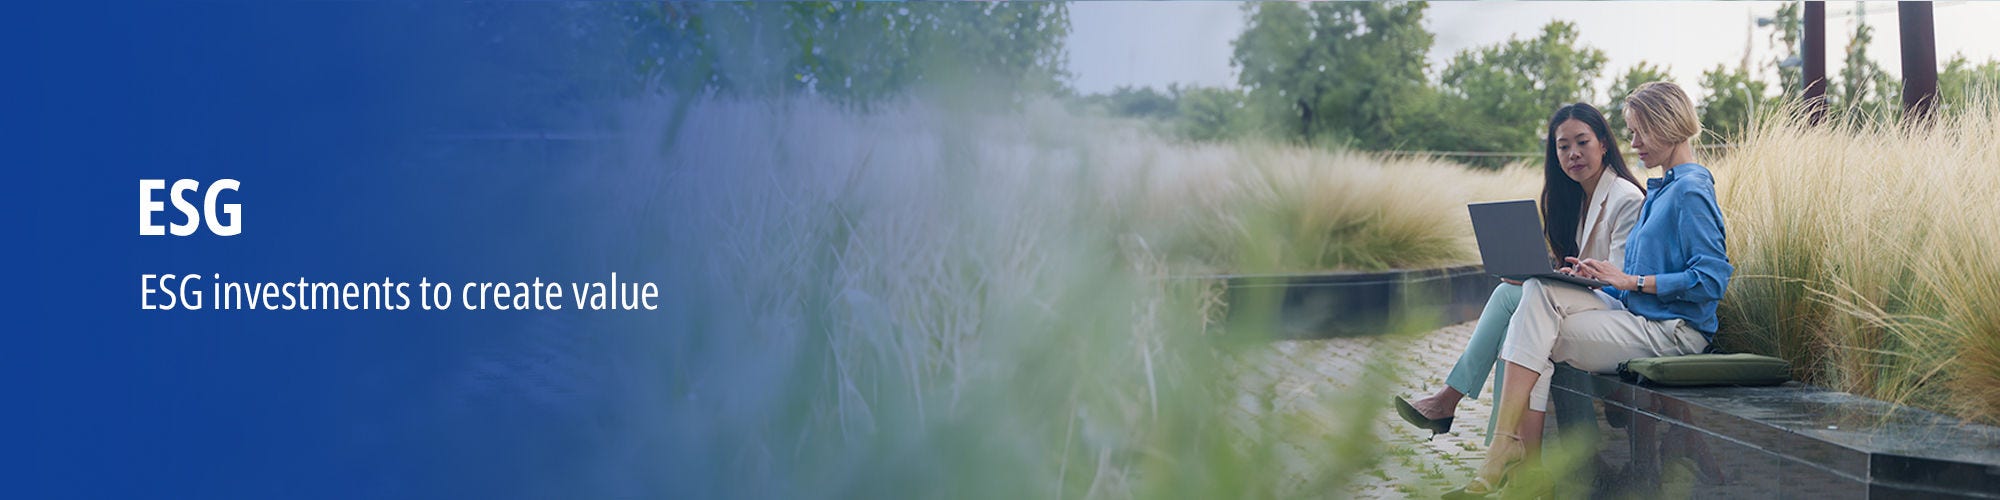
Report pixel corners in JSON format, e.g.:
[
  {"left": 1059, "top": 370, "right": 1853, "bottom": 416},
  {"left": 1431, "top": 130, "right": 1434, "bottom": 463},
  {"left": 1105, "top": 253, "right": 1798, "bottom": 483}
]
[{"left": 1467, "top": 199, "right": 1613, "bottom": 288}]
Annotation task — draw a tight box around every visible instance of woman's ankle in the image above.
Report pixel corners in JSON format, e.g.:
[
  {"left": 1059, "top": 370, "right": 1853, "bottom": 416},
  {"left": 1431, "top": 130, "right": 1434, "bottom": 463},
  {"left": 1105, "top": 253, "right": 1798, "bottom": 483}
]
[{"left": 1415, "top": 387, "right": 1463, "bottom": 419}]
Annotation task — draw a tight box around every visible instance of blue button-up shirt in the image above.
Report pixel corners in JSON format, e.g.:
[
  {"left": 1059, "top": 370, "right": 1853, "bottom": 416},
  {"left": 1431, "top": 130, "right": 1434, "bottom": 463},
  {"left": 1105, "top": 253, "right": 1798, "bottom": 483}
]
[{"left": 1608, "top": 163, "right": 1733, "bottom": 337}]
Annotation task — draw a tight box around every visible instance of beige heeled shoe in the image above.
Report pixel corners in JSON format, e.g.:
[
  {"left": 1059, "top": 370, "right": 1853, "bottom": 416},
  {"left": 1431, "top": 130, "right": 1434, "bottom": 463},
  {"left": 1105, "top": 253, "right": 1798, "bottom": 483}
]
[{"left": 1442, "top": 431, "right": 1525, "bottom": 499}]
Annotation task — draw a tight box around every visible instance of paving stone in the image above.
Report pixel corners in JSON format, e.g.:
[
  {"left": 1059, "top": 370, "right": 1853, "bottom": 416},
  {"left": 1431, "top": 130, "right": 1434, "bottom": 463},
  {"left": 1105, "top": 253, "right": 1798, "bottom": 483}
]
[{"left": 1230, "top": 321, "right": 1502, "bottom": 498}]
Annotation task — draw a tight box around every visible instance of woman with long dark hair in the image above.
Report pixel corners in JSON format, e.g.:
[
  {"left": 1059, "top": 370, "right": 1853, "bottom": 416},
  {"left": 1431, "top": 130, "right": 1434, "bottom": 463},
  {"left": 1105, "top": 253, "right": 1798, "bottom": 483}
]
[{"left": 1394, "top": 102, "right": 1645, "bottom": 451}]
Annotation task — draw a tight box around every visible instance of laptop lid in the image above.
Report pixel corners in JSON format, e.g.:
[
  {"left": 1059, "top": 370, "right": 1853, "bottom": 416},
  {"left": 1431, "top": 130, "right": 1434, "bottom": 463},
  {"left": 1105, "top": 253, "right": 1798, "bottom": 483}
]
[{"left": 1468, "top": 199, "right": 1554, "bottom": 278}]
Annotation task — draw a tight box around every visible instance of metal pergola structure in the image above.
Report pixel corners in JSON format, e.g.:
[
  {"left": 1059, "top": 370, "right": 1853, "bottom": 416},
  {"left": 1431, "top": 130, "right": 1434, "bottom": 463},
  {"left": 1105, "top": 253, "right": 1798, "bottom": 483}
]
[{"left": 1800, "top": 1, "right": 1937, "bottom": 125}]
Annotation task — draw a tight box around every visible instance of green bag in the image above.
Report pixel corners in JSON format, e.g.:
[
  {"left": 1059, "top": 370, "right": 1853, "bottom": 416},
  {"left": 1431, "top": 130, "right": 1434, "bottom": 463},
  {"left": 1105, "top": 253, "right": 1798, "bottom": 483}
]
[{"left": 1617, "top": 353, "right": 1791, "bottom": 387}]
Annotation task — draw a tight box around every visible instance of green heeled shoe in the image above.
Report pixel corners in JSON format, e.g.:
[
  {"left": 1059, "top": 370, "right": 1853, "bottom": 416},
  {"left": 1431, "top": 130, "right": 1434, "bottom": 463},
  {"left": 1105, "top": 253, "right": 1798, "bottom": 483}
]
[{"left": 1393, "top": 395, "right": 1455, "bottom": 438}]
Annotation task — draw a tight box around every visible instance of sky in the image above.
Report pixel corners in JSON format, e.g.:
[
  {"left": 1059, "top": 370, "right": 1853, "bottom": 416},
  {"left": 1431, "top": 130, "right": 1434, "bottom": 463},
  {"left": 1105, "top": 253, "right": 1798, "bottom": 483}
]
[{"left": 1067, "top": 1, "right": 2000, "bottom": 100}]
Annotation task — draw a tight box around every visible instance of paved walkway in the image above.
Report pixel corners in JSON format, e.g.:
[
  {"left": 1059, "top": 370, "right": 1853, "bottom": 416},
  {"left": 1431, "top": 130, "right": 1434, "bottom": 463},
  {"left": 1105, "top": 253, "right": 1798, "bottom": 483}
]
[{"left": 1233, "top": 321, "right": 1500, "bottom": 497}]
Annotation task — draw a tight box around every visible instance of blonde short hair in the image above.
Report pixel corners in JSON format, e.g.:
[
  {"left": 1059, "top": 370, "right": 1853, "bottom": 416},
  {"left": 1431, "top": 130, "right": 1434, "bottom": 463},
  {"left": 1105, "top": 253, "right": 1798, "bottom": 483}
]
[{"left": 1623, "top": 81, "right": 1701, "bottom": 146}]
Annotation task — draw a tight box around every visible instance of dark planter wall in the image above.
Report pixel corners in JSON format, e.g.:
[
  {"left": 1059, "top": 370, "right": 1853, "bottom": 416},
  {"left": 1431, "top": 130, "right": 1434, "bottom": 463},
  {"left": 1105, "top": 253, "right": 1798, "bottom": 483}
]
[{"left": 1217, "top": 265, "right": 1498, "bottom": 338}]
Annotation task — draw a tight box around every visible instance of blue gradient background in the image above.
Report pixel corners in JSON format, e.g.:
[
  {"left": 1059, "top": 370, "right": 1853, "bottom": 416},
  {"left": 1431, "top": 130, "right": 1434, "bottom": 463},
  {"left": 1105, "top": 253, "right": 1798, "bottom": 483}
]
[{"left": 17, "top": 4, "right": 706, "bottom": 498}]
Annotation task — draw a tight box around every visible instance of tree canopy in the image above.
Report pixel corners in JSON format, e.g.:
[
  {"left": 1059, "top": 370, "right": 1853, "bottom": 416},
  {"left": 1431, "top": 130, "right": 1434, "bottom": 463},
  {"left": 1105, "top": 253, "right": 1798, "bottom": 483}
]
[
  {"left": 1231, "top": 2, "right": 1435, "bottom": 149},
  {"left": 1606, "top": 62, "right": 1675, "bottom": 142},
  {"left": 1438, "top": 21, "right": 1608, "bottom": 153},
  {"left": 1090, "top": 0, "right": 2000, "bottom": 163},
  {"left": 616, "top": 2, "right": 1070, "bottom": 107},
  {"left": 1227, "top": 4, "right": 1613, "bottom": 163},
  {"left": 615, "top": 1, "right": 2000, "bottom": 157}
]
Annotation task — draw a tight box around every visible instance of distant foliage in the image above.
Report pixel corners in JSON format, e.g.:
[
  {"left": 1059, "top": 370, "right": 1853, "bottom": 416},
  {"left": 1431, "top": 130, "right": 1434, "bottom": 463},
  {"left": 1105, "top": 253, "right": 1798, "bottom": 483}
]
[
  {"left": 1768, "top": 1, "right": 1806, "bottom": 97},
  {"left": 1074, "top": 86, "right": 1179, "bottom": 120},
  {"left": 1215, "top": 5, "right": 1623, "bottom": 162},
  {"left": 1231, "top": 2, "right": 1436, "bottom": 150},
  {"left": 1438, "top": 21, "right": 1608, "bottom": 154},
  {"left": 609, "top": 0, "right": 2000, "bottom": 157},
  {"left": 611, "top": 2, "right": 1070, "bottom": 107},
  {"left": 1173, "top": 86, "right": 1253, "bottom": 142},
  {"left": 1082, "top": 0, "right": 2000, "bottom": 160},
  {"left": 1938, "top": 55, "right": 2000, "bottom": 117},
  {"left": 1606, "top": 62, "right": 1675, "bottom": 142},
  {"left": 1830, "top": 12, "right": 1902, "bottom": 124},
  {"left": 1699, "top": 65, "right": 1773, "bottom": 144}
]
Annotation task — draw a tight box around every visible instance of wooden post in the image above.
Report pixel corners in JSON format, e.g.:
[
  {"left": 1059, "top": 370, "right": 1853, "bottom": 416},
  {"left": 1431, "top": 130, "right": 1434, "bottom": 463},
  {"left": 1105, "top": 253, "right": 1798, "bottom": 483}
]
[
  {"left": 1898, "top": 1, "right": 1938, "bottom": 122},
  {"left": 1804, "top": 1, "right": 1827, "bottom": 125}
]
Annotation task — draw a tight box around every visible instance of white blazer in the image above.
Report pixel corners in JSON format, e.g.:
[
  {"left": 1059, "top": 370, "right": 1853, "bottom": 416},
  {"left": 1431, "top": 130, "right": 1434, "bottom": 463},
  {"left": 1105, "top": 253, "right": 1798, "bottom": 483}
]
[{"left": 1577, "top": 171, "right": 1646, "bottom": 267}]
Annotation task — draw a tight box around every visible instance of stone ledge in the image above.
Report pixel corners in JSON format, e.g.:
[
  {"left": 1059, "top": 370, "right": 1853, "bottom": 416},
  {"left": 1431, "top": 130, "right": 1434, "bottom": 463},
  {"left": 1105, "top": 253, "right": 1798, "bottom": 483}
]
[
  {"left": 1550, "top": 364, "right": 2000, "bottom": 498},
  {"left": 1208, "top": 265, "right": 1497, "bottom": 338}
]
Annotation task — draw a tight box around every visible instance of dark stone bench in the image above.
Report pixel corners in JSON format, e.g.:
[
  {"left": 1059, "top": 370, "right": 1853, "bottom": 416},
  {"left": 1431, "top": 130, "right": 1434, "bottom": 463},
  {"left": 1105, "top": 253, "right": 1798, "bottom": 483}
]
[
  {"left": 1548, "top": 364, "right": 2000, "bottom": 498},
  {"left": 1213, "top": 265, "right": 1496, "bottom": 338}
]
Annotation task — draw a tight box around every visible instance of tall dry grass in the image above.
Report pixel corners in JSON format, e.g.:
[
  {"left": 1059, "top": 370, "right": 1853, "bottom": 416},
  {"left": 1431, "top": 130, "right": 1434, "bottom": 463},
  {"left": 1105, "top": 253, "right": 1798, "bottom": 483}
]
[
  {"left": 1136, "top": 145, "right": 1537, "bottom": 275},
  {"left": 591, "top": 95, "right": 1534, "bottom": 497},
  {"left": 1712, "top": 98, "right": 2000, "bottom": 424}
]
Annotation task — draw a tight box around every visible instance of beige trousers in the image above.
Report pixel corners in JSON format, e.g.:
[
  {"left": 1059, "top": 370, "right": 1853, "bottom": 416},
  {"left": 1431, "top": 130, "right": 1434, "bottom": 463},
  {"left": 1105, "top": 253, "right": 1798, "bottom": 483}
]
[{"left": 1499, "top": 278, "right": 1710, "bottom": 412}]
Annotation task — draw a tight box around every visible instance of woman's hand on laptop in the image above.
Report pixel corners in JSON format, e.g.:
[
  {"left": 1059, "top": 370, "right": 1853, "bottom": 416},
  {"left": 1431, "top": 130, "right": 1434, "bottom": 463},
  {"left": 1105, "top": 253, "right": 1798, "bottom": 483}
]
[
  {"left": 1562, "top": 257, "right": 1640, "bottom": 291},
  {"left": 1554, "top": 261, "right": 1581, "bottom": 277}
]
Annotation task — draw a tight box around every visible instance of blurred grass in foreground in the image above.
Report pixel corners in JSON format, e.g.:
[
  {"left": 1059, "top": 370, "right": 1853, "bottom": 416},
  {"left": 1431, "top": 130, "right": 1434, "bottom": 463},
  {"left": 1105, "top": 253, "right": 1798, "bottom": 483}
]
[
  {"left": 1713, "top": 96, "right": 2000, "bottom": 425},
  {"left": 604, "top": 96, "right": 1538, "bottom": 497}
]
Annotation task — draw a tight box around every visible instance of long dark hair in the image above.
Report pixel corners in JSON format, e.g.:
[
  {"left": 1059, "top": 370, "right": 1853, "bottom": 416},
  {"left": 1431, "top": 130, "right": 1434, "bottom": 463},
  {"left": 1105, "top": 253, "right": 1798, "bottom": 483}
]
[{"left": 1540, "top": 103, "right": 1642, "bottom": 263}]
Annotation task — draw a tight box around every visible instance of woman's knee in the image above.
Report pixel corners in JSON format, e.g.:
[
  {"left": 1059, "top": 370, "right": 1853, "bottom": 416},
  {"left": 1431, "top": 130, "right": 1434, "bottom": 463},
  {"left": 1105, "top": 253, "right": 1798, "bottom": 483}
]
[
  {"left": 1485, "top": 282, "right": 1524, "bottom": 310},
  {"left": 1520, "top": 277, "right": 1549, "bottom": 296}
]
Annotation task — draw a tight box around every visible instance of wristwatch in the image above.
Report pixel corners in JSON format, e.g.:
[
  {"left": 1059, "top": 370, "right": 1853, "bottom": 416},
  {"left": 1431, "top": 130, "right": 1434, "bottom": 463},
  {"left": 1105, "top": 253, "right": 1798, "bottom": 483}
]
[{"left": 1637, "top": 275, "right": 1646, "bottom": 291}]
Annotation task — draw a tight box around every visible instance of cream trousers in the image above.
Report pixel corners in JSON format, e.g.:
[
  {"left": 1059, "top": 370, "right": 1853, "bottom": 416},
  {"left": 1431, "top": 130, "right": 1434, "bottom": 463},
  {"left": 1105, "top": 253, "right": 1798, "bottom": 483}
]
[{"left": 1499, "top": 278, "right": 1710, "bottom": 412}]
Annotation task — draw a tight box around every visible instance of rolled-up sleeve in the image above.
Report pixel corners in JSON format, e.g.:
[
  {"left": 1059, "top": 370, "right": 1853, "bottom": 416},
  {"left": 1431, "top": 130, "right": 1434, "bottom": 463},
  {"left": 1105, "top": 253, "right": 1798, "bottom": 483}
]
[{"left": 1653, "top": 188, "right": 1732, "bottom": 303}]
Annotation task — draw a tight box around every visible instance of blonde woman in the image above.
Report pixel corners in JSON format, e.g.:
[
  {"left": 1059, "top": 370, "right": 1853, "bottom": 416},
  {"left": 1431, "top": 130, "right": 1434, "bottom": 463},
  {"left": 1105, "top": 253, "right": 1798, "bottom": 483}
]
[{"left": 1449, "top": 82, "right": 1732, "bottom": 498}]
